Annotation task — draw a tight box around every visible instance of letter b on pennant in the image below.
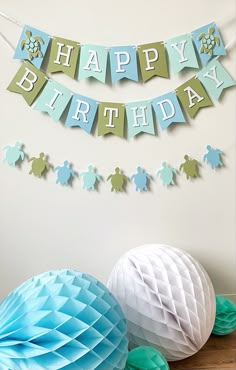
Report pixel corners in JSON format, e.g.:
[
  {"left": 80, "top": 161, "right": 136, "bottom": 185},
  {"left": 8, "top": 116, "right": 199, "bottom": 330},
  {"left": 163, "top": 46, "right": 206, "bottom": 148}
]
[{"left": 7, "top": 61, "right": 47, "bottom": 105}]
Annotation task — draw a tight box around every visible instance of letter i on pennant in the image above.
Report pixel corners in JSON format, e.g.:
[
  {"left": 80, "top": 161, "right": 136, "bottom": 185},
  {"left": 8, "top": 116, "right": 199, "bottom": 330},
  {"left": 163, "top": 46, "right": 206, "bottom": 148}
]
[
  {"left": 176, "top": 76, "right": 213, "bottom": 118},
  {"left": 7, "top": 61, "right": 47, "bottom": 105},
  {"left": 97, "top": 102, "right": 125, "bottom": 137},
  {"left": 47, "top": 37, "right": 80, "bottom": 78},
  {"left": 33, "top": 80, "right": 73, "bottom": 122}
]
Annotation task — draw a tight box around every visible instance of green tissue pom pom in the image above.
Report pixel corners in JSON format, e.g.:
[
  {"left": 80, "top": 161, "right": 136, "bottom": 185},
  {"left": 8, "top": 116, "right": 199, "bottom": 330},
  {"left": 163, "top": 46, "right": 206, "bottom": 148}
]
[
  {"left": 212, "top": 295, "right": 236, "bottom": 335},
  {"left": 125, "top": 346, "right": 169, "bottom": 370}
]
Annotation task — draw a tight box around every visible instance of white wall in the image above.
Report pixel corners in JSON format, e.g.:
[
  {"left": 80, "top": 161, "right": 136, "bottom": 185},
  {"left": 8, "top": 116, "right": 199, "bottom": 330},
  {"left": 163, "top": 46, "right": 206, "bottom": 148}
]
[{"left": 0, "top": 0, "right": 235, "bottom": 302}]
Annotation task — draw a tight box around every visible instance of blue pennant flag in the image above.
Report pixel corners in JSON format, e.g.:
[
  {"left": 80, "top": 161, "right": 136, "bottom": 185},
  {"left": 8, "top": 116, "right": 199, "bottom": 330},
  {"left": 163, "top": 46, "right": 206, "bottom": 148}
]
[
  {"left": 109, "top": 46, "right": 138, "bottom": 84},
  {"left": 152, "top": 92, "right": 186, "bottom": 130},
  {"left": 14, "top": 25, "right": 50, "bottom": 69},
  {"left": 65, "top": 94, "right": 98, "bottom": 134}
]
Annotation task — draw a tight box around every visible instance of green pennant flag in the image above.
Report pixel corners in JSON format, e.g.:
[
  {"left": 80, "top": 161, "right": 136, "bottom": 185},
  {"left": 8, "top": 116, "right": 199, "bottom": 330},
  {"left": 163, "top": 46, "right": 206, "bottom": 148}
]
[
  {"left": 137, "top": 42, "right": 169, "bottom": 82},
  {"left": 176, "top": 77, "right": 213, "bottom": 118},
  {"left": 97, "top": 102, "right": 125, "bottom": 137},
  {"left": 47, "top": 36, "right": 80, "bottom": 78},
  {"left": 7, "top": 61, "right": 47, "bottom": 106}
]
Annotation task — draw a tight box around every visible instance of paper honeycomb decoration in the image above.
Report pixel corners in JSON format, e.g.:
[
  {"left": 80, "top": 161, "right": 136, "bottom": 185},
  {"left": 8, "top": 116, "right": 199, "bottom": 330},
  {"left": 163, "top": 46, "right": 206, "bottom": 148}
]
[
  {"left": 125, "top": 346, "right": 169, "bottom": 370},
  {"left": 0, "top": 269, "right": 128, "bottom": 369},
  {"left": 212, "top": 295, "right": 236, "bottom": 335},
  {"left": 107, "top": 244, "right": 216, "bottom": 361}
]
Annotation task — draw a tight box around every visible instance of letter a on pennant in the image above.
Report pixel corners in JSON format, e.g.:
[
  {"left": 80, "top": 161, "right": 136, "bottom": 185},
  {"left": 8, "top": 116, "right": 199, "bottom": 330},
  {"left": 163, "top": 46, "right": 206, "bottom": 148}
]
[
  {"left": 78, "top": 45, "right": 108, "bottom": 83},
  {"left": 7, "top": 61, "right": 47, "bottom": 105},
  {"left": 137, "top": 42, "right": 169, "bottom": 82},
  {"left": 97, "top": 102, "right": 125, "bottom": 137},
  {"left": 47, "top": 37, "right": 80, "bottom": 78},
  {"left": 176, "top": 77, "right": 213, "bottom": 118}
]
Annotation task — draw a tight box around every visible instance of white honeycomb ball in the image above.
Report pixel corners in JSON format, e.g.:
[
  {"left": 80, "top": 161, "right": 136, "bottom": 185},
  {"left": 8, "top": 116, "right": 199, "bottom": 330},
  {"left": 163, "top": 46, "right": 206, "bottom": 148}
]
[{"left": 107, "top": 244, "right": 216, "bottom": 361}]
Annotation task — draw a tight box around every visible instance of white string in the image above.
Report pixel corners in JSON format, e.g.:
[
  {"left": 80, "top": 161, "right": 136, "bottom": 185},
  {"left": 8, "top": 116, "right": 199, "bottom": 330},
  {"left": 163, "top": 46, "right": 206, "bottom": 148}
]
[
  {"left": 0, "top": 31, "right": 15, "bottom": 51},
  {"left": 0, "top": 11, "right": 23, "bottom": 28}
]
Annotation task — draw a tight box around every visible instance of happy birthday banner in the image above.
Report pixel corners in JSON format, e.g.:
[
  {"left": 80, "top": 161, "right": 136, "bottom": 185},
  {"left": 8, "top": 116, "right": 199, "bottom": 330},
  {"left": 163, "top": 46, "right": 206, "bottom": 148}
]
[{"left": 7, "top": 21, "right": 236, "bottom": 138}]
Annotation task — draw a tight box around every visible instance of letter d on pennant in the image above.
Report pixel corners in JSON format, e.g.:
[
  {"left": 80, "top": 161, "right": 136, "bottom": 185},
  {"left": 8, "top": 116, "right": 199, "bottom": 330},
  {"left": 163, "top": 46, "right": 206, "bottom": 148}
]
[{"left": 7, "top": 61, "right": 47, "bottom": 105}]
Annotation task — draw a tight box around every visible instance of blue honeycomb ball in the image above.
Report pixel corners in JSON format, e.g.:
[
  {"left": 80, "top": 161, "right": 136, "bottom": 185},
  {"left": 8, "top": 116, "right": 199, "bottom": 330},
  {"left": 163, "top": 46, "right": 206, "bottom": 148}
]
[
  {"left": 0, "top": 269, "right": 128, "bottom": 369},
  {"left": 212, "top": 295, "right": 236, "bottom": 335}
]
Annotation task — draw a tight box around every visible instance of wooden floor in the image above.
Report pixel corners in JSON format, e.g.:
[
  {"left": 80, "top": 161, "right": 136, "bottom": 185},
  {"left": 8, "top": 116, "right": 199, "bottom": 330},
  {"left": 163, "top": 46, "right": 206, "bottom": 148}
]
[{"left": 170, "top": 331, "right": 236, "bottom": 370}]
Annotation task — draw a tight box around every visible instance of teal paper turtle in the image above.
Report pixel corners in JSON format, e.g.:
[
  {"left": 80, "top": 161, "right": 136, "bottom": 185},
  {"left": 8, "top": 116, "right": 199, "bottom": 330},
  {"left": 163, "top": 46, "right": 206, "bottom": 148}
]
[
  {"left": 54, "top": 160, "right": 75, "bottom": 185},
  {"left": 157, "top": 162, "right": 177, "bottom": 186},
  {"left": 29, "top": 152, "right": 50, "bottom": 177},
  {"left": 204, "top": 145, "right": 223, "bottom": 169},
  {"left": 80, "top": 165, "right": 101, "bottom": 190},
  {"left": 130, "top": 167, "right": 151, "bottom": 191},
  {"left": 107, "top": 168, "right": 128, "bottom": 192},
  {"left": 198, "top": 26, "right": 220, "bottom": 56},
  {"left": 179, "top": 155, "right": 199, "bottom": 179},
  {"left": 212, "top": 296, "right": 236, "bottom": 336},
  {"left": 3, "top": 142, "right": 25, "bottom": 166},
  {"left": 21, "top": 29, "right": 44, "bottom": 60}
]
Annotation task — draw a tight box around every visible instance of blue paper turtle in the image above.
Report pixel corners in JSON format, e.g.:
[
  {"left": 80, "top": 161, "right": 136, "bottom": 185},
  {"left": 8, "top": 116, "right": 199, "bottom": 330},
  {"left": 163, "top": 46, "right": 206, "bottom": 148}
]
[
  {"left": 54, "top": 160, "right": 75, "bottom": 185},
  {"left": 204, "top": 145, "right": 223, "bottom": 169},
  {"left": 80, "top": 165, "right": 101, "bottom": 190},
  {"left": 3, "top": 142, "right": 25, "bottom": 166},
  {"left": 130, "top": 167, "right": 151, "bottom": 191},
  {"left": 157, "top": 162, "right": 177, "bottom": 186}
]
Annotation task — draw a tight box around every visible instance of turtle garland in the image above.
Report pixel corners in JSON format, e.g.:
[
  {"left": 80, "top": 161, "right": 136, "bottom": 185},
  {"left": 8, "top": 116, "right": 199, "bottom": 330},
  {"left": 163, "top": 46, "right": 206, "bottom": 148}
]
[{"left": 3, "top": 143, "right": 224, "bottom": 191}]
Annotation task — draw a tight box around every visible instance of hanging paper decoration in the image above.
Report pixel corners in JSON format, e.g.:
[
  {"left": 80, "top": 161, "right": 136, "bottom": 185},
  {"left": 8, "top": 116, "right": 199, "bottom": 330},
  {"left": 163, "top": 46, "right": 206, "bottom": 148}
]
[
  {"left": 3, "top": 142, "right": 25, "bottom": 166},
  {"left": 130, "top": 167, "right": 151, "bottom": 191},
  {"left": 179, "top": 154, "right": 200, "bottom": 179},
  {"left": 65, "top": 93, "right": 98, "bottom": 133},
  {"left": 192, "top": 22, "right": 226, "bottom": 65},
  {"left": 126, "top": 101, "right": 155, "bottom": 138},
  {"left": 78, "top": 44, "right": 108, "bottom": 83},
  {"left": 176, "top": 76, "right": 213, "bottom": 118},
  {"left": 157, "top": 162, "right": 177, "bottom": 186},
  {"left": 7, "top": 61, "right": 47, "bottom": 105},
  {"left": 80, "top": 165, "right": 101, "bottom": 190},
  {"left": 97, "top": 102, "right": 125, "bottom": 137},
  {"left": 33, "top": 80, "right": 72, "bottom": 122},
  {"left": 107, "top": 168, "right": 128, "bottom": 192},
  {"left": 28, "top": 152, "right": 50, "bottom": 177},
  {"left": 165, "top": 34, "right": 199, "bottom": 74},
  {"left": 125, "top": 346, "right": 170, "bottom": 370},
  {"left": 109, "top": 46, "right": 138, "bottom": 83},
  {"left": 54, "top": 160, "right": 75, "bottom": 185},
  {"left": 152, "top": 92, "right": 186, "bottom": 130},
  {"left": 197, "top": 59, "right": 236, "bottom": 100},
  {"left": 203, "top": 145, "right": 223, "bottom": 169},
  {"left": 47, "top": 36, "right": 80, "bottom": 78},
  {"left": 212, "top": 295, "right": 236, "bottom": 336},
  {"left": 138, "top": 42, "right": 169, "bottom": 82},
  {"left": 0, "top": 269, "right": 128, "bottom": 369},
  {"left": 14, "top": 25, "right": 50, "bottom": 68}
]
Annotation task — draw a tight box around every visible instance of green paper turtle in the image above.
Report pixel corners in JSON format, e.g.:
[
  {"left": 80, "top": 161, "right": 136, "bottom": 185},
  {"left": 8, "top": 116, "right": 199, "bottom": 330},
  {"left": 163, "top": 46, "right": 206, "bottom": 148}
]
[
  {"left": 3, "top": 142, "right": 25, "bottom": 166},
  {"left": 107, "top": 167, "right": 128, "bottom": 192},
  {"left": 29, "top": 152, "right": 50, "bottom": 177},
  {"left": 212, "top": 296, "right": 236, "bottom": 336},
  {"left": 198, "top": 26, "right": 220, "bottom": 56},
  {"left": 125, "top": 346, "right": 169, "bottom": 370},
  {"left": 179, "top": 155, "right": 199, "bottom": 179},
  {"left": 21, "top": 30, "right": 44, "bottom": 60}
]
